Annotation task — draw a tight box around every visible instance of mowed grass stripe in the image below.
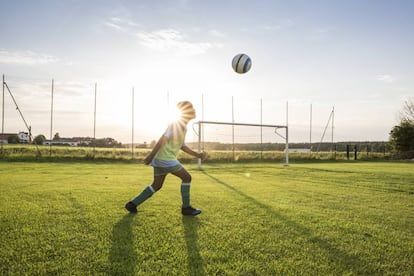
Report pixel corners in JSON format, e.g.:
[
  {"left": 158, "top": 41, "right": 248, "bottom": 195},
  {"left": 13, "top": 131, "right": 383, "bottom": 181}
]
[{"left": 0, "top": 162, "right": 413, "bottom": 275}]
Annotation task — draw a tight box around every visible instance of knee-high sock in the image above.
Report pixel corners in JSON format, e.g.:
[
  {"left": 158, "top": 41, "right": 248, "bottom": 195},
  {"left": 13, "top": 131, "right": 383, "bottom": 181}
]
[
  {"left": 131, "top": 185, "right": 155, "bottom": 206},
  {"left": 181, "top": 182, "right": 191, "bottom": 208}
]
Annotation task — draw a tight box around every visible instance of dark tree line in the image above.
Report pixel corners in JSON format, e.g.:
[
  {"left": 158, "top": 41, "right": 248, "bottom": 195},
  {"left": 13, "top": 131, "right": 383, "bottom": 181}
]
[{"left": 389, "top": 98, "right": 414, "bottom": 158}]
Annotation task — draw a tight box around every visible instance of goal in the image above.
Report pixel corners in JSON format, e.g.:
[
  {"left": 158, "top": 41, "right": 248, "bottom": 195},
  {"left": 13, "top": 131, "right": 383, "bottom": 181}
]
[{"left": 192, "top": 120, "right": 289, "bottom": 168}]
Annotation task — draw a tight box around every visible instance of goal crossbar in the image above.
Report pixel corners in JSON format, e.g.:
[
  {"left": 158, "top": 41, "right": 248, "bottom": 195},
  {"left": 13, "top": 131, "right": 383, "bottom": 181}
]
[{"left": 193, "top": 120, "right": 289, "bottom": 168}]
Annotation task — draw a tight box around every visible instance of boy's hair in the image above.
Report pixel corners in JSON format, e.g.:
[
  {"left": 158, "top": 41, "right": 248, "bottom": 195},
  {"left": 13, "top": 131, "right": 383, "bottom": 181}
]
[
  {"left": 177, "top": 101, "right": 196, "bottom": 120},
  {"left": 177, "top": 101, "right": 194, "bottom": 112}
]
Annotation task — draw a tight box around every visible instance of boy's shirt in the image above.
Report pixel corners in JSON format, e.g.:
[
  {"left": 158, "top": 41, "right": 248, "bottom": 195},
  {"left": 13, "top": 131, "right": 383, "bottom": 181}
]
[{"left": 151, "top": 121, "right": 187, "bottom": 167}]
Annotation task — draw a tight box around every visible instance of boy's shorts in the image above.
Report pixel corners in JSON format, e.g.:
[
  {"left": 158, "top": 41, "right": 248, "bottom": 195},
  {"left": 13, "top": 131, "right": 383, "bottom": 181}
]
[{"left": 153, "top": 164, "right": 183, "bottom": 176}]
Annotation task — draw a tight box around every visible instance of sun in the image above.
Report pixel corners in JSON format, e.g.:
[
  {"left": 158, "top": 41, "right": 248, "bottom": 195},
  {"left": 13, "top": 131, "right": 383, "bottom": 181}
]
[{"left": 166, "top": 105, "right": 182, "bottom": 123}]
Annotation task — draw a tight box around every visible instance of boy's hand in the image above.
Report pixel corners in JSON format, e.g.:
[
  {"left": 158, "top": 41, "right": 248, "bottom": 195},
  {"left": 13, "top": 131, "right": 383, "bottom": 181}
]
[{"left": 198, "top": 152, "right": 207, "bottom": 161}]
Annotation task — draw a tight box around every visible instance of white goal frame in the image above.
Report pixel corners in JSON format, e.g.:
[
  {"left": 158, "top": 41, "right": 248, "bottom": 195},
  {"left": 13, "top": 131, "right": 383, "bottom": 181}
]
[{"left": 193, "top": 120, "right": 289, "bottom": 169}]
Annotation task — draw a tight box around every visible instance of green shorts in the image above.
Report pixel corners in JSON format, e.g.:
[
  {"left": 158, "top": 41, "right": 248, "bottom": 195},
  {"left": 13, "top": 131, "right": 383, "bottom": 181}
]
[{"left": 153, "top": 164, "right": 183, "bottom": 176}]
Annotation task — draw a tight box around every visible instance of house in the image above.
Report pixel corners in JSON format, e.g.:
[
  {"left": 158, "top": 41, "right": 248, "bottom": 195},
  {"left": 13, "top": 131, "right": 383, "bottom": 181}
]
[
  {"left": 17, "top": 131, "right": 30, "bottom": 143},
  {"left": 0, "top": 132, "right": 30, "bottom": 144}
]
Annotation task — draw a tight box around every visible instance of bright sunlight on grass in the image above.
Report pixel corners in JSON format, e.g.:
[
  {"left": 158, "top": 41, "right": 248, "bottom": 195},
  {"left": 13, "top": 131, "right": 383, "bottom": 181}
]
[{"left": 0, "top": 162, "right": 413, "bottom": 274}]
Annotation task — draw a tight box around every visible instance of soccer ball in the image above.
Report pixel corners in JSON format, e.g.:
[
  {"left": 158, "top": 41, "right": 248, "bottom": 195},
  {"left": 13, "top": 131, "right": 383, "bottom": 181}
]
[{"left": 232, "top": 53, "right": 252, "bottom": 74}]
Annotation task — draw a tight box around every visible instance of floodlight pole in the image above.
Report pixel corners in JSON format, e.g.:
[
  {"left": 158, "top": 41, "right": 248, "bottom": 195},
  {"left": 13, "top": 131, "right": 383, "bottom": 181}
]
[
  {"left": 3, "top": 79, "right": 41, "bottom": 155},
  {"left": 4, "top": 81, "right": 31, "bottom": 137}
]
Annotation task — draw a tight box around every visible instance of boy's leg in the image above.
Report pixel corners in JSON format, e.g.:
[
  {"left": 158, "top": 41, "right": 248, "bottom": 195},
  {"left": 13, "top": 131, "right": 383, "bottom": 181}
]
[
  {"left": 172, "top": 168, "right": 201, "bottom": 216},
  {"left": 172, "top": 167, "right": 192, "bottom": 208},
  {"left": 125, "top": 175, "right": 166, "bottom": 213}
]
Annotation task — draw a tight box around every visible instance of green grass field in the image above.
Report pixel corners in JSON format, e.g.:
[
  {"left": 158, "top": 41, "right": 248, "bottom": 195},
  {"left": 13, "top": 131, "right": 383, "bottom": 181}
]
[{"left": 1, "top": 161, "right": 413, "bottom": 275}]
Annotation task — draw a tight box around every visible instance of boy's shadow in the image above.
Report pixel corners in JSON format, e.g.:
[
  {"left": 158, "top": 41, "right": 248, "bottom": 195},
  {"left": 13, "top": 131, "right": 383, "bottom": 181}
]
[
  {"left": 109, "top": 214, "right": 136, "bottom": 275},
  {"left": 182, "top": 216, "right": 205, "bottom": 276}
]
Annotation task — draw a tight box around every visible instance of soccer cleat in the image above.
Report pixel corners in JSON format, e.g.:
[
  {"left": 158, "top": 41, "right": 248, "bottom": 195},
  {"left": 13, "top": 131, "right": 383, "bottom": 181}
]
[
  {"left": 125, "top": 201, "right": 137, "bottom": 213},
  {"left": 182, "top": 206, "right": 202, "bottom": 216}
]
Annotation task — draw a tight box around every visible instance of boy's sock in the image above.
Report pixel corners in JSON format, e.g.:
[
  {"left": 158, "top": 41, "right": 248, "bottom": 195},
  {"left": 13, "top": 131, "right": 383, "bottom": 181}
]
[
  {"left": 131, "top": 185, "right": 155, "bottom": 206},
  {"left": 181, "top": 182, "right": 191, "bottom": 208}
]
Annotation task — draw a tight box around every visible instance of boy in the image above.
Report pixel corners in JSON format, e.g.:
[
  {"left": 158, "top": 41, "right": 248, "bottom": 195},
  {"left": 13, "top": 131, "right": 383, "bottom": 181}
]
[{"left": 125, "top": 101, "right": 206, "bottom": 216}]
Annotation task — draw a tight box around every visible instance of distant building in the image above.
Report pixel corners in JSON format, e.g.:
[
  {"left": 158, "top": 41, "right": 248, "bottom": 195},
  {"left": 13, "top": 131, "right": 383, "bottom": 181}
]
[
  {"left": 17, "top": 131, "right": 30, "bottom": 143},
  {"left": 0, "top": 131, "right": 30, "bottom": 144},
  {"left": 44, "top": 138, "right": 80, "bottom": 146},
  {"left": 287, "top": 148, "right": 311, "bottom": 153},
  {"left": 0, "top": 133, "right": 14, "bottom": 144},
  {"left": 43, "top": 137, "right": 94, "bottom": 147}
]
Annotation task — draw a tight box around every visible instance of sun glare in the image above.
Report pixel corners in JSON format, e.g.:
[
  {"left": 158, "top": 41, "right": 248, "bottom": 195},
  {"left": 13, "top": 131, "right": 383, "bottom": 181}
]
[{"left": 167, "top": 105, "right": 182, "bottom": 123}]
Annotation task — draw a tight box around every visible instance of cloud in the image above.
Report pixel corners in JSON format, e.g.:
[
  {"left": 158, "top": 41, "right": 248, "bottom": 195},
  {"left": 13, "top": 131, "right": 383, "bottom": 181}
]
[
  {"left": 104, "top": 17, "right": 218, "bottom": 56},
  {"left": 136, "top": 29, "right": 214, "bottom": 56},
  {"left": 0, "top": 49, "right": 59, "bottom": 65},
  {"left": 104, "top": 17, "right": 140, "bottom": 33},
  {"left": 376, "top": 74, "right": 396, "bottom": 83},
  {"left": 105, "top": 21, "right": 125, "bottom": 32}
]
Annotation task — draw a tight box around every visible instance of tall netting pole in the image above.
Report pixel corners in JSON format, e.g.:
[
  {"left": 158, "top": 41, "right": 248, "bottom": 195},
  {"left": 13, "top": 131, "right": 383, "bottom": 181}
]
[
  {"left": 201, "top": 93, "right": 204, "bottom": 152},
  {"left": 49, "top": 79, "right": 54, "bottom": 157},
  {"left": 1, "top": 74, "right": 4, "bottom": 156},
  {"left": 332, "top": 106, "right": 334, "bottom": 146},
  {"left": 310, "top": 103, "right": 313, "bottom": 155},
  {"left": 231, "top": 96, "right": 235, "bottom": 161},
  {"left": 198, "top": 122, "right": 202, "bottom": 170},
  {"left": 93, "top": 82, "right": 97, "bottom": 158},
  {"left": 285, "top": 101, "right": 289, "bottom": 166},
  {"left": 131, "top": 87, "right": 135, "bottom": 159},
  {"left": 260, "top": 98, "right": 263, "bottom": 160}
]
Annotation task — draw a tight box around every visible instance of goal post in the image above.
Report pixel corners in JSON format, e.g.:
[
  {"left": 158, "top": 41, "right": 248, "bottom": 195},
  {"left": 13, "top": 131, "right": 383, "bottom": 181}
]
[{"left": 193, "top": 120, "right": 289, "bottom": 169}]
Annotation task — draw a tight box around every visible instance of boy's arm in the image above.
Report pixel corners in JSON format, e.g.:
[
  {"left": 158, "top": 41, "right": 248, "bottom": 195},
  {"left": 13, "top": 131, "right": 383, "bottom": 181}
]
[
  {"left": 143, "top": 135, "right": 168, "bottom": 165},
  {"left": 181, "top": 144, "right": 207, "bottom": 160}
]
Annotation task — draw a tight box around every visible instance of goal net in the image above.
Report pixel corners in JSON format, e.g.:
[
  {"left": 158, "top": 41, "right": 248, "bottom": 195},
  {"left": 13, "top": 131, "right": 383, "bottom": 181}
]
[{"left": 190, "top": 120, "right": 288, "bottom": 168}]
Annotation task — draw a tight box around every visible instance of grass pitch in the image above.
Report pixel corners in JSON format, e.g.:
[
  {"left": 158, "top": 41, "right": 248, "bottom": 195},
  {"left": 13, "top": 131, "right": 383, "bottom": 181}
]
[{"left": 0, "top": 161, "right": 413, "bottom": 275}]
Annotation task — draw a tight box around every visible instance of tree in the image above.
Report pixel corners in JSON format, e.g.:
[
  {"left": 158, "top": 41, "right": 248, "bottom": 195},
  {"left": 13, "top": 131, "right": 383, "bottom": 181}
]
[
  {"left": 399, "top": 98, "right": 414, "bottom": 122},
  {"left": 53, "top": 133, "right": 60, "bottom": 140},
  {"left": 33, "top": 134, "right": 46, "bottom": 145},
  {"left": 389, "top": 120, "right": 414, "bottom": 158},
  {"left": 390, "top": 99, "right": 414, "bottom": 158}
]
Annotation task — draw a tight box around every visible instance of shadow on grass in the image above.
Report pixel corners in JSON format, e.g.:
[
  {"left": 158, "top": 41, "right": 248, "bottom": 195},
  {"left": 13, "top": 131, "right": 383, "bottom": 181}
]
[
  {"left": 182, "top": 216, "right": 205, "bottom": 276},
  {"left": 202, "top": 171, "right": 377, "bottom": 275},
  {"left": 109, "top": 214, "right": 136, "bottom": 275}
]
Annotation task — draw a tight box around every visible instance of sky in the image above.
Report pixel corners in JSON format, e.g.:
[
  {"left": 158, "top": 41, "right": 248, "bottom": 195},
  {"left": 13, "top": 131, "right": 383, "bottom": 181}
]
[{"left": 1, "top": 0, "right": 413, "bottom": 145}]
